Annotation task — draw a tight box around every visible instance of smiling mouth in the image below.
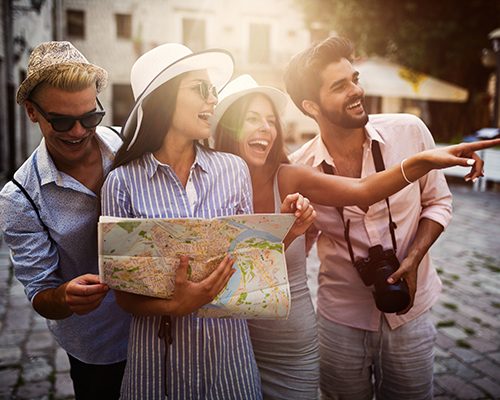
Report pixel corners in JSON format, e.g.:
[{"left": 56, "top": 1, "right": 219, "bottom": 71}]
[
  {"left": 60, "top": 137, "right": 86, "bottom": 145},
  {"left": 198, "top": 112, "right": 212, "bottom": 121},
  {"left": 248, "top": 139, "right": 270, "bottom": 152},
  {"left": 346, "top": 100, "right": 363, "bottom": 110}
]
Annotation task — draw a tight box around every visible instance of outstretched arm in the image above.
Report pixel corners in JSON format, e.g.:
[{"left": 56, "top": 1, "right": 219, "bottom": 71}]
[{"left": 288, "top": 138, "right": 500, "bottom": 208}]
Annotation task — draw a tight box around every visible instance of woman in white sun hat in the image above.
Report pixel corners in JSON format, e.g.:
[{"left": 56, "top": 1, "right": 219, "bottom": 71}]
[
  {"left": 212, "top": 74, "right": 498, "bottom": 399},
  {"left": 101, "top": 45, "right": 263, "bottom": 399}
]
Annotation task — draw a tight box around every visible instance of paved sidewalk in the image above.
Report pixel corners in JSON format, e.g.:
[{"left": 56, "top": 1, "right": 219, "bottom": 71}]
[
  {"left": 0, "top": 184, "right": 499, "bottom": 399},
  {"left": 0, "top": 248, "right": 73, "bottom": 398}
]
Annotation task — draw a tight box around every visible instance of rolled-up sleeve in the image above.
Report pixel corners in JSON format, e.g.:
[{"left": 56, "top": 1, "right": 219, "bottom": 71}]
[
  {"left": 0, "top": 184, "right": 62, "bottom": 301},
  {"left": 415, "top": 118, "right": 453, "bottom": 229},
  {"left": 418, "top": 170, "right": 452, "bottom": 228}
]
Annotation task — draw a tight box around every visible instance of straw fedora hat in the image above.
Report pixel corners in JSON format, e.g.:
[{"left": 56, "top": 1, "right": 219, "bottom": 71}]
[
  {"left": 124, "top": 43, "right": 234, "bottom": 151},
  {"left": 210, "top": 74, "right": 288, "bottom": 135},
  {"left": 16, "top": 41, "right": 107, "bottom": 104}
]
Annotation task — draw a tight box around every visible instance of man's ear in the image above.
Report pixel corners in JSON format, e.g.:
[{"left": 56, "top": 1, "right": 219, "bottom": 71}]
[
  {"left": 302, "top": 99, "right": 320, "bottom": 119},
  {"left": 25, "top": 102, "right": 38, "bottom": 123}
]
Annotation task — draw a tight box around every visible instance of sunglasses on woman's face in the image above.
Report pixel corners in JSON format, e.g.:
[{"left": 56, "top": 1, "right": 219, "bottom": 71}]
[
  {"left": 185, "top": 81, "right": 218, "bottom": 101},
  {"left": 28, "top": 98, "right": 106, "bottom": 132}
]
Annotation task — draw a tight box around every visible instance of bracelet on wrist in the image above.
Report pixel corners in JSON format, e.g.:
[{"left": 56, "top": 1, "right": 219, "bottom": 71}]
[{"left": 400, "top": 158, "right": 414, "bottom": 184}]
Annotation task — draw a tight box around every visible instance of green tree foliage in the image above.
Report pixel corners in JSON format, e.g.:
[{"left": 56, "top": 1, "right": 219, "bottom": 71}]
[{"left": 295, "top": 0, "right": 500, "bottom": 141}]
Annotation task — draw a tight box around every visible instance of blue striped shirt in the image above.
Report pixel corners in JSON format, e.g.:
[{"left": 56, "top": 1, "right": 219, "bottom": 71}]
[{"left": 101, "top": 144, "right": 262, "bottom": 400}]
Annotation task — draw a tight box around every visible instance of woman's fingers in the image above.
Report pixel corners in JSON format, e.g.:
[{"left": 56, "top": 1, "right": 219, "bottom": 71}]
[
  {"left": 174, "top": 255, "right": 190, "bottom": 285},
  {"left": 201, "top": 255, "right": 236, "bottom": 296},
  {"left": 280, "top": 193, "right": 301, "bottom": 213}
]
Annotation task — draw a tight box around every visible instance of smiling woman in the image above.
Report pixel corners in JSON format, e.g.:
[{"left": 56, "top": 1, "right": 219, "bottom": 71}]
[{"left": 101, "top": 43, "right": 262, "bottom": 400}]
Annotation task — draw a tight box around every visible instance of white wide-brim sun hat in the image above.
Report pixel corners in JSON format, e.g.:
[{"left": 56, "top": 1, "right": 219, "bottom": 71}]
[
  {"left": 210, "top": 74, "right": 288, "bottom": 135},
  {"left": 124, "top": 43, "right": 234, "bottom": 151}
]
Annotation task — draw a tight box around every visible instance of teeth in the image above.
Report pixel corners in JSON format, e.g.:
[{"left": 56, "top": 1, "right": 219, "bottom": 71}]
[
  {"left": 249, "top": 139, "right": 269, "bottom": 147},
  {"left": 198, "top": 112, "right": 212, "bottom": 121},
  {"left": 64, "top": 139, "right": 83, "bottom": 144},
  {"left": 347, "top": 101, "right": 361, "bottom": 110}
]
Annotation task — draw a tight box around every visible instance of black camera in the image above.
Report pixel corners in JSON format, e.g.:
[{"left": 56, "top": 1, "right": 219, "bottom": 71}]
[{"left": 354, "top": 245, "right": 410, "bottom": 313}]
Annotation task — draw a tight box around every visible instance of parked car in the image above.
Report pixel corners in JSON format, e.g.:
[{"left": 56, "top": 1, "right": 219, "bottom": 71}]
[{"left": 464, "top": 127, "right": 500, "bottom": 142}]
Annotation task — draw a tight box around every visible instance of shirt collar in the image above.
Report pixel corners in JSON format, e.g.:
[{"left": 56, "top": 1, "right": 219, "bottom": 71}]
[
  {"left": 143, "top": 143, "right": 210, "bottom": 179},
  {"left": 35, "top": 130, "right": 118, "bottom": 188},
  {"left": 365, "top": 120, "right": 386, "bottom": 146},
  {"left": 36, "top": 138, "right": 61, "bottom": 186},
  {"left": 307, "top": 121, "right": 386, "bottom": 168}
]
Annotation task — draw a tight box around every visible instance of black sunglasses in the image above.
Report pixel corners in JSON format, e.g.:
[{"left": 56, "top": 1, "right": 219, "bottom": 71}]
[
  {"left": 29, "top": 98, "right": 106, "bottom": 132},
  {"left": 190, "top": 81, "right": 218, "bottom": 101}
]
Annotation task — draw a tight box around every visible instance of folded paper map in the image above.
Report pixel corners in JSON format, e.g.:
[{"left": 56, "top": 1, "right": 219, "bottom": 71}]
[{"left": 98, "top": 214, "right": 295, "bottom": 319}]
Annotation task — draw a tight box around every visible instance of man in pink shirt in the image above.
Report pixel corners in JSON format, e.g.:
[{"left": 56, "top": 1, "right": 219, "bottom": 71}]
[{"left": 285, "top": 36, "right": 452, "bottom": 399}]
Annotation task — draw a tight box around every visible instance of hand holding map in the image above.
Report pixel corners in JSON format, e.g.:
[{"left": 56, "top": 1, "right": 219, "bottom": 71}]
[
  {"left": 98, "top": 214, "right": 295, "bottom": 319},
  {"left": 167, "top": 254, "right": 236, "bottom": 316}
]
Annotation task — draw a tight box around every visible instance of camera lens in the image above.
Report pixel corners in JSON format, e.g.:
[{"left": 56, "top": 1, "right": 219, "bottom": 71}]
[{"left": 373, "top": 266, "right": 411, "bottom": 313}]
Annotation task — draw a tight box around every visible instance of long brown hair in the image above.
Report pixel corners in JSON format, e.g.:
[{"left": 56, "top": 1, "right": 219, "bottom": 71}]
[
  {"left": 213, "top": 92, "right": 289, "bottom": 177},
  {"left": 112, "top": 73, "right": 185, "bottom": 169}
]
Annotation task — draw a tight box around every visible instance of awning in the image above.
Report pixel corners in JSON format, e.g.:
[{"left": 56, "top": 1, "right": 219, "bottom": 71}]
[{"left": 353, "top": 58, "right": 469, "bottom": 102}]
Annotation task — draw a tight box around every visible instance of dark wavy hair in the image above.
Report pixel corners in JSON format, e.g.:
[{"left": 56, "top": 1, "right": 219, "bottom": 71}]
[
  {"left": 213, "top": 92, "right": 289, "bottom": 176},
  {"left": 112, "top": 73, "right": 185, "bottom": 169},
  {"left": 283, "top": 36, "right": 354, "bottom": 119}
]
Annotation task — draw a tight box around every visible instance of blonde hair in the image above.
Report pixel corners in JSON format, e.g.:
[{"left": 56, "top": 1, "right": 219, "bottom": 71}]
[{"left": 30, "top": 64, "right": 99, "bottom": 100}]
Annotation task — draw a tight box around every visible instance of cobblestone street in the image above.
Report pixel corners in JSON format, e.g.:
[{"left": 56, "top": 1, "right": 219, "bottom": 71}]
[{"left": 0, "top": 184, "right": 499, "bottom": 399}]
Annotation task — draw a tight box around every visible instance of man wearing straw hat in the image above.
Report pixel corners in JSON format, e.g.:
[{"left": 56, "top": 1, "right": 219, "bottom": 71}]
[{"left": 0, "top": 41, "right": 130, "bottom": 399}]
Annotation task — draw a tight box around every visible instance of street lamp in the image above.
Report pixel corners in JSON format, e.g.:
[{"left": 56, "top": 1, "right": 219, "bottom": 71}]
[{"left": 489, "top": 28, "right": 500, "bottom": 128}]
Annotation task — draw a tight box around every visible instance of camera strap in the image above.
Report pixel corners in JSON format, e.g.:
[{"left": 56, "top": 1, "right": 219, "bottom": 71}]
[{"left": 321, "top": 140, "right": 398, "bottom": 265}]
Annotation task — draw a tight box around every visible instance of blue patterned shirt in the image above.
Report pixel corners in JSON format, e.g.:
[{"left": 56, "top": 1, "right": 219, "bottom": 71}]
[
  {"left": 101, "top": 145, "right": 262, "bottom": 400},
  {"left": 0, "top": 127, "right": 131, "bottom": 364}
]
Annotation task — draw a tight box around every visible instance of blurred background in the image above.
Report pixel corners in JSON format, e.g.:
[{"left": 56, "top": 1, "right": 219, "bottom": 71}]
[
  {"left": 0, "top": 3, "right": 499, "bottom": 398},
  {"left": 1, "top": 0, "right": 499, "bottom": 183}
]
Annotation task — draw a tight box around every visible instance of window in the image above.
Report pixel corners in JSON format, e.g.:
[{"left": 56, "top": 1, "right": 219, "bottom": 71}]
[
  {"left": 182, "top": 18, "right": 206, "bottom": 52},
  {"left": 115, "top": 14, "right": 132, "bottom": 39},
  {"left": 112, "top": 84, "right": 134, "bottom": 127},
  {"left": 249, "top": 24, "right": 270, "bottom": 64},
  {"left": 66, "top": 9, "right": 85, "bottom": 39}
]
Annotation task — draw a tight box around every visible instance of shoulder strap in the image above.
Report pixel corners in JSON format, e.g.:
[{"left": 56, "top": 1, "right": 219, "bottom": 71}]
[
  {"left": 371, "top": 140, "right": 385, "bottom": 171},
  {"left": 371, "top": 141, "right": 398, "bottom": 252},
  {"left": 10, "top": 178, "right": 54, "bottom": 242},
  {"left": 321, "top": 161, "right": 356, "bottom": 264},
  {"left": 321, "top": 139, "right": 398, "bottom": 261},
  {"left": 104, "top": 125, "right": 124, "bottom": 141}
]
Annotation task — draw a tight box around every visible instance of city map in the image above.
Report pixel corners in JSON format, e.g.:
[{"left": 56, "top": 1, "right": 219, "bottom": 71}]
[{"left": 98, "top": 214, "right": 295, "bottom": 319}]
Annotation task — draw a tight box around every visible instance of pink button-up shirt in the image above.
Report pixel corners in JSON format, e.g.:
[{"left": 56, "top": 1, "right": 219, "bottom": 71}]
[{"left": 290, "top": 113, "right": 452, "bottom": 330}]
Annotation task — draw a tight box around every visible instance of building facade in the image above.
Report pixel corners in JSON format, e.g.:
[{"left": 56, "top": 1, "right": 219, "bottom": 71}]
[
  {"left": 1, "top": 0, "right": 59, "bottom": 180},
  {"left": 2, "top": 0, "right": 322, "bottom": 179},
  {"left": 61, "top": 0, "right": 319, "bottom": 137}
]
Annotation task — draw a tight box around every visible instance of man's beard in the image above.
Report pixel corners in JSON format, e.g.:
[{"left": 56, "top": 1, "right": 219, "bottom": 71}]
[{"left": 319, "top": 99, "right": 369, "bottom": 129}]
